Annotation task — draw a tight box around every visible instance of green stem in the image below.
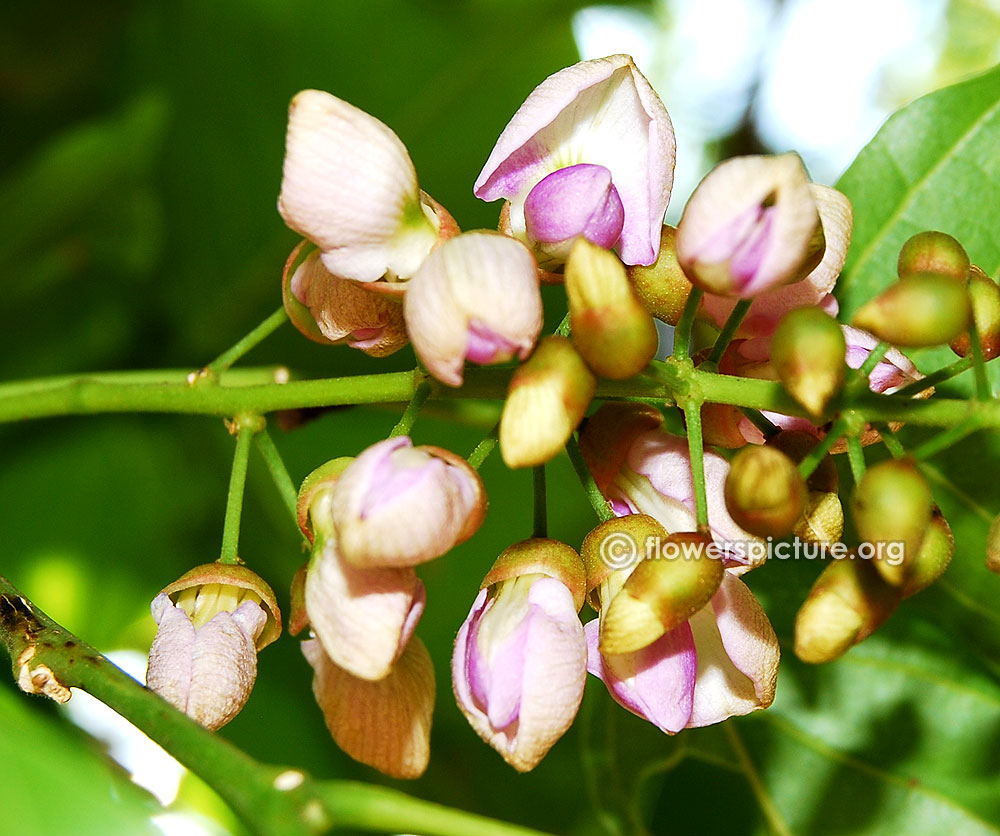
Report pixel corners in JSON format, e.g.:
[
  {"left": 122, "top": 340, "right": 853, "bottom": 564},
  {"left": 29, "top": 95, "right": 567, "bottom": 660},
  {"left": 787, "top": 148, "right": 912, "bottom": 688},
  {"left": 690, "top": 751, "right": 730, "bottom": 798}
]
[
  {"left": 468, "top": 423, "right": 500, "bottom": 470},
  {"left": 566, "top": 434, "right": 614, "bottom": 522},
  {"left": 254, "top": 428, "right": 300, "bottom": 530},
  {"left": 683, "top": 399, "right": 709, "bottom": 532},
  {"left": 799, "top": 418, "right": 847, "bottom": 481},
  {"left": 740, "top": 407, "right": 779, "bottom": 439},
  {"left": 855, "top": 340, "right": 890, "bottom": 382},
  {"left": 533, "top": 465, "right": 547, "bottom": 539},
  {"left": 846, "top": 434, "right": 867, "bottom": 483},
  {"left": 0, "top": 576, "right": 554, "bottom": 836},
  {"left": 389, "top": 375, "right": 431, "bottom": 438},
  {"left": 204, "top": 306, "right": 289, "bottom": 378},
  {"left": 911, "top": 415, "right": 984, "bottom": 460},
  {"left": 672, "top": 288, "right": 703, "bottom": 359},
  {"left": 967, "top": 317, "right": 991, "bottom": 401},
  {"left": 876, "top": 424, "right": 907, "bottom": 458},
  {"left": 706, "top": 299, "right": 751, "bottom": 367},
  {"left": 892, "top": 356, "right": 973, "bottom": 398},
  {"left": 220, "top": 417, "right": 261, "bottom": 565}
]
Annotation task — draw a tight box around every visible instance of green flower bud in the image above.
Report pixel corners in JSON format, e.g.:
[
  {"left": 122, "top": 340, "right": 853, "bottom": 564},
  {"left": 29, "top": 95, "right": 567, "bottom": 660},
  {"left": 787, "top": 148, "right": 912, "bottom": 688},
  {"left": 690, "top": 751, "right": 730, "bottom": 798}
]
[
  {"left": 625, "top": 225, "right": 693, "bottom": 326},
  {"left": 580, "top": 514, "right": 667, "bottom": 612},
  {"left": 599, "top": 532, "right": 723, "bottom": 655},
  {"left": 852, "top": 272, "right": 972, "bottom": 348},
  {"left": 499, "top": 336, "right": 597, "bottom": 469},
  {"left": 897, "top": 230, "right": 970, "bottom": 281},
  {"left": 793, "top": 491, "right": 845, "bottom": 544},
  {"left": 950, "top": 265, "right": 1000, "bottom": 361},
  {"left": 794, "top": 555, "right": 900, "bottom": 664},
  {"left": 851, "top": 458, "right": 933, "bottom": 587},
  {"left": 901, "top": 508, "right": 953, "bottom": 599},
  {"left": 771, "top": 308, "right": 846, "bottom": 417},
  {"left": 565, "top": 238, "right": 659, "bottom": 379},
  {"left": 724, "top": 446, "right": 807, "bottom": 539}
]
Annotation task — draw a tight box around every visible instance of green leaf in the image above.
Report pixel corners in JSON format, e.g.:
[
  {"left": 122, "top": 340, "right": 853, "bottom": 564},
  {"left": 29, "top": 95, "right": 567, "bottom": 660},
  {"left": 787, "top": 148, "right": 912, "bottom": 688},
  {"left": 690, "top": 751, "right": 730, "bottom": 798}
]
[{"left": 836, "top": 63, "right": 1000, "bottom": 320}]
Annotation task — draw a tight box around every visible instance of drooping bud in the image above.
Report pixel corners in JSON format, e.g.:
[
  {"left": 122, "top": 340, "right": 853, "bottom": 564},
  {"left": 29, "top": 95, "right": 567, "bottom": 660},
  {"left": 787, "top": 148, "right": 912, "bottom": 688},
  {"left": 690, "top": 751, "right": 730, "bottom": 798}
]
[
  {"left": 303, "top": 635, "right": 434, "bottom": 779},
  {"left": 453, "top": 539, "right": 587, "bottom": 771},
  {"left": 565, "top": 238, "right": 659, "bottom": 379},
  {"left": 475, "top": 54, "right": 675, "bottom": 268},
  {"left": 725, "top": 446, "right": 807, "bottom": 540},
  {"left": 404, "top": 231, "right": 543, "bottom": 387},
  {"left": 282, "top": 247, "right": 407, "bottom": 357},
  {"left": 147, "top": 564, "right": 281, "bottom": 730},
  {"left": 523, "top": 164, "right": 625, "bottom": 269},
  {"left": 675, "top": 154, "right": 822, "bottom": 298},
  {"left": 771, "top": 308, "right": 846, "bottom": 417},
  {"left": 499, "top": 337, "right": 597, "bottom": 469},
  {"left": 794, "top": 555, "right": 900, "bottom": 664},
  {"left": 278, "top": 89, "right": 454, "bottom": 286},
  {"left": 851, "top": 458, "right": 933, "bottom": 587},
  {"left": 901, "top": 508, "right": 954, "bottom": 599},
  {"left": 852, "top": 273, "right": 972, "bottom": 347},
  {"left": 331, "top": 436, "right": 486, "bottom": 568},
  {"left": 599, "top": 532, "right": 724, "bottom": 654},
  {"left": 626, "top": 225, "right": 693, "bottom": 325},
  {"left": 950, "top": 265, "right": 1000, "bottom": 360},
  {"left": 581, "top": 514, "right": 666, "bottom": 611},
  {"left": 897, "top": 230, "right": 969, "bottom": 281}
]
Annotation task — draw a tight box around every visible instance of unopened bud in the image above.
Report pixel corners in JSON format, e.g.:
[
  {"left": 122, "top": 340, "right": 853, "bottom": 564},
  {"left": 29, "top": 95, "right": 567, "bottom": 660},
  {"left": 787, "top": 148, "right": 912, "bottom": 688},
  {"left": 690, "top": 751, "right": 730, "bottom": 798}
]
[
  {"left": 725, "top": 446, "right": 806, "bottom": 539},
  {"left": 851, "top": 458, "right": 933, "bottom": 587},
  {"left": 766, "top": 430, "right": 838, "bottom": 493},
  {"left": 897, "top": 230, "right": 969, "bottom": 281},
  {"left": 480, "top": 538, "right": 587, "bottom": 613},
  {"left": 901, "top": 508, "right": 953, "bottom": 599},
  {"left": 580, "top": 514, "right": 666, "bottom": 611},
  {"left": 950, "top": 265, "right": 1000, "bottom": 360},
  {"left": 565, "top": 238, "right": 659, "bottom": 379},
  {"left": 852, "top": 272, "right": 972, "bottom": 347},
  {"left": 296, "top": 457, "right": 354, "bottom": 542},
  {"left": 794, "top": 555, "right": 900, "bottom": 664},
  {"left": 793, "top": 492, "right": 845, "bottom": 544},
  {"left": 600, "top": 532, "right": 723, "bottom": 654},
  {"left": 988, "top": 513, "right": 1000, "bottom": 574},
  {"left": 626, "top": 225, "right": 693, "bottom": 325},
  {"left": 499, "top": 337, "right": 596, "bottom": 469},
  {"left": 771, "top": 308, "right": 846, "bottom": 416}
]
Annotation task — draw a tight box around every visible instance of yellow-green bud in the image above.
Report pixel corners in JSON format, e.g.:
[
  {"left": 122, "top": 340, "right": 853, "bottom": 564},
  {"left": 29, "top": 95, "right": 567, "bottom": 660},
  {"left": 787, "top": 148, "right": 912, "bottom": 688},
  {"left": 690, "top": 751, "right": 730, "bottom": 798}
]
[
  {"left": 901, "top": 508, "right": 953, "bottom": 599},
  {"left": 565, "top": 238, "right": 659, "bottom": 379},
  {"left": 725, "top": 446, "right": 807, "bottom": 539},
  {"left": 794, "top": 491, "right": 845, "bottom": 544},
  {"left": 599, "top": 532, "right": 723, "bottom": 654},
  {"left": 499, "top": 336, "right": 597, "bottom": 469},
  {"left": 766, "top": 430, "right": 838, "bottom": 493},
  {"left": 625, "top": 225, "right": 693, "bottom": 326},
  {"left": 580, "top": 514, "right": 667, "bottom": 612},
  {"left": 852, "top": 272, "right": 972, "bottom": 348},
  {"left": 897, "top": 230, "right": 970, "bottom": 281},
  {"left": 851, "top": 458, "right": 933, "bottom": 587},
  {"left": 771, "top": 308, "right": 846, "bottom": 417},
  {"left": 950, "top": 265, "right": 1000, "bottom": 361},
  {"left": 794, "top": 555, "right": 901, "bottom": 664}
]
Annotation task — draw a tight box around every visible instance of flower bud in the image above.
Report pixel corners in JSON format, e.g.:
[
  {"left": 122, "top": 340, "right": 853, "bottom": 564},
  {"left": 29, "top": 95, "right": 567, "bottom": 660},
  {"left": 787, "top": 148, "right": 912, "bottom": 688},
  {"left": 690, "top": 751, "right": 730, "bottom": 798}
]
[
  {"left": 475, "top": 54, "right": 675, "bottom": 268},
  {"left": 278, "top": 89, "right": 454, "bottom": 286},
  {"left": 851, "top": 458, "right": 933, "bottom": 587},
  {"left": 303, "top": 635, "right": 434, "bottom": 779},
  {"left": 523, "top": 164, "right": 625, "bottom": 269},
  {"left": 987, "top": 513, "right": 1000, "bottom": 574},
  {"left": 950, "top": 265, "right": 1000, "bottom": 360},
  {"left": 793, "top": 492, "right": 845, "bottom": 544},
  {"left": 771, "top": 308, "right": 846, "bottom": 417},
  {"left": 282, "top": 247, "right": 407, "bottom": 357},
  {"left": 725, "top": 446, "right": 807, "bottom": 540},
  {"left": 852, "top": 272, "right": 972, "bottom": 347},
  {"left": 147, "top": 564, "right": 281, "bottom": 730},
  {"left": 295, "top": 457, "right": 354, "bottom": 542},
  {"left": 453, "top": 539, "right": 588, "bottom": 771},
  {"left": 794, "top": 555, "right": 900, "bottom": 664},
  {"left": 901, "top": 508, "right": 953, "bottom": 599},
  {"left": 675, "top": 154, "right": 822, "bottom": 298},
  {"left": 499, "top": 337, "right": 597, "bottom": 469},
  {"left": 600, "top": 532, "right": 724, "bottom": 654},
  {"left": 565, "top": 238, "right": 659, "bottom": 379},
  {"left": 404, "top": 231, "right": 543, "bottom": 387},
  {"left": 331, "top": 436, "right": 486, "bottom": 569},
  {"left": 897, "top": 230, "right": 969, "bottom": 281},
  {"left": 626, "top": 225, "right": 693, "bottom": 325},
  {"left": 581, "top": 514, "right": 668, "bottom": 611},
  {"left": 765, "top": 429, "right": 838, "bottom": 493}
]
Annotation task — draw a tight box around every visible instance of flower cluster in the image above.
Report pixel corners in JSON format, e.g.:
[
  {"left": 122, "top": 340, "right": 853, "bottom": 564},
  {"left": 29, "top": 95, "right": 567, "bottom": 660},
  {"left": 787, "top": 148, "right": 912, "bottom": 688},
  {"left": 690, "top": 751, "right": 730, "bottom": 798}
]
[{"left": 143, "top": 52, "right": 991, "bottom": 780}]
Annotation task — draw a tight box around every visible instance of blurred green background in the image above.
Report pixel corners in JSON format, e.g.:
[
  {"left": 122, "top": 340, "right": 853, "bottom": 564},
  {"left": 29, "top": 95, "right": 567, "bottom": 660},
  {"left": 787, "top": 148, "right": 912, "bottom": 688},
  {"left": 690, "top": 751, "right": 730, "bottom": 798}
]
[{"left": 2, "top": 1, "right": 1000, "bottom": 835}]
